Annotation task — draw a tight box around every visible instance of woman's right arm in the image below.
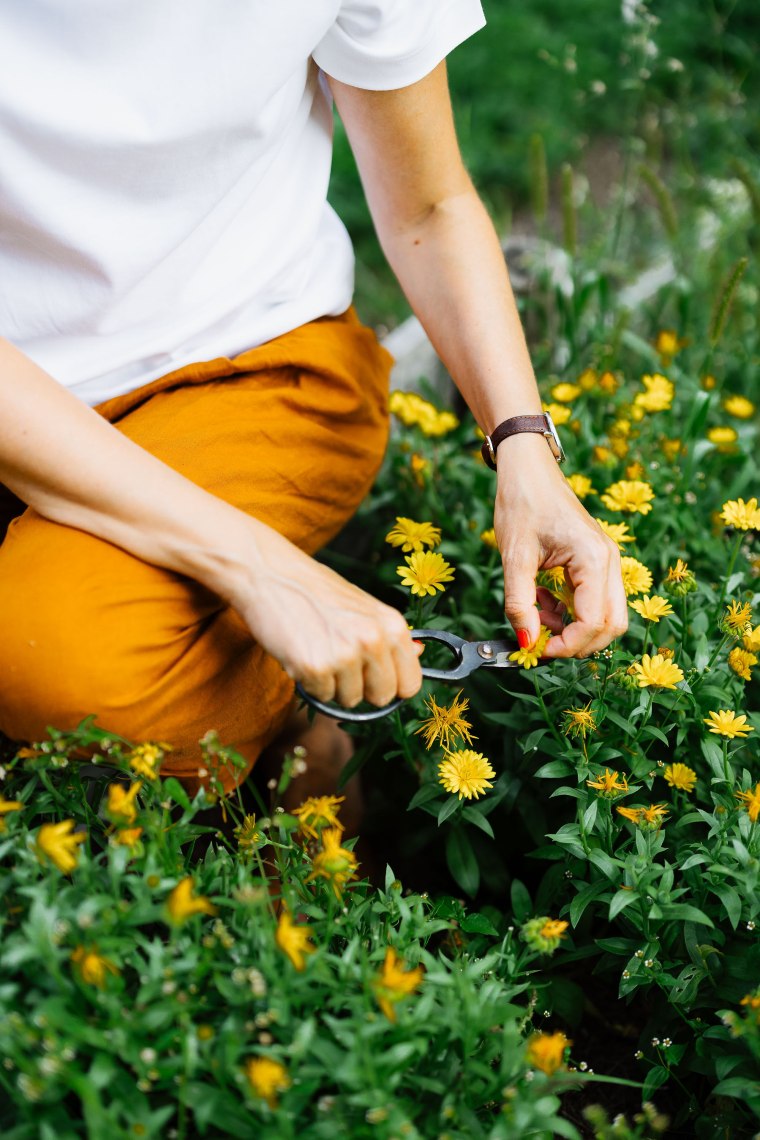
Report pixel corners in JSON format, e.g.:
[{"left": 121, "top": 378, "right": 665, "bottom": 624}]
[{"left": 0, "top": 339, "right": 421, "bottom": 707}]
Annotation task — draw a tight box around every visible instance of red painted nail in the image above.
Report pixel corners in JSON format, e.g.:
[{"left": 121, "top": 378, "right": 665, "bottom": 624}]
[
  {"left": 413, "top": 640, "right": 425, "bottom": 655},
  {"left": 517, "top": 629, "right": 531, "bottom": 649}
]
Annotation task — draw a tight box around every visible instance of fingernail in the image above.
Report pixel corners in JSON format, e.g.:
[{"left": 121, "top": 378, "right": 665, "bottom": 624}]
[
  {"left": 413, "top": 640, "right": 425, "bottom": 655},
  {"left": 517, "top": 629, "right": 531, "bottom": 649}
]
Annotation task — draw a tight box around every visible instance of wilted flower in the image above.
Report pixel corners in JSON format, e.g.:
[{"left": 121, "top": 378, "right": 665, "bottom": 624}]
[
  {"left": 416, "top": 690, "right": 475, "bottom": 751},
  {"left": 663, "top": 763, "right": 697, "bottom": 792},
  {"left": 722, "top": 600, "right": 753, "bottom": 638},
  {"left": 372, "top": 947, "right": 424, "bottom": 1022},
  {"left": 663, "top": 558, "right": 697, "bottom": 597},
  {"left": 396, "top": 551, "right": 455, "bottom": 596},
  {"left": 384, "top": 517, "right": 441, "bottom": 553},
  {"left": 438, "top": 750, "right": 495, "bottom": 800},
  {"left": 563, "top": 703, "right": 598, "bottom": 739}
]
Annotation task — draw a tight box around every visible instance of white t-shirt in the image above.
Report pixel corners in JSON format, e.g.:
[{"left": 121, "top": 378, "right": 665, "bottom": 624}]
[{"left": 0, "top": 1, "right": 485, "bottom": 406}]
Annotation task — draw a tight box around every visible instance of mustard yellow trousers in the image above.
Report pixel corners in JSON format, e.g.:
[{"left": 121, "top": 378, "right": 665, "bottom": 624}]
[{"left": 0, "top": 310, "right": 392, "bottom": 792}]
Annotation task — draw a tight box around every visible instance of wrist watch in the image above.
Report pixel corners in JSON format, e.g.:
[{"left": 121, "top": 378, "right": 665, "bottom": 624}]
[{"left": 481, "top": 411, "right": 566, "bottom": 470}]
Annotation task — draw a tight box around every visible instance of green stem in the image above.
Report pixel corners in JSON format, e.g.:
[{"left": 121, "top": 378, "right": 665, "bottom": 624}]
[
  {"left": 531, "top": 672, "right": 566, "bottom": 750},
  {"left": 716, "top": 530, "right": 744, "bottom": 614},
  {"left": 693, "top": 633, "right": 731, "bottom": 688}
]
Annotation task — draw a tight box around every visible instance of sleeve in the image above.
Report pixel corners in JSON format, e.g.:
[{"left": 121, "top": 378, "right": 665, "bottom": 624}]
[{"left": 312, "top": 0, "right": 486, "bottom": 91}]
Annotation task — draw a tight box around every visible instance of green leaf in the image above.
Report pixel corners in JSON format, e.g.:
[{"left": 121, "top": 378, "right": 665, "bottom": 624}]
[
  {"left": 161, "top": 778, "right": 191, "bottom": 810},
  {"left": 437, "top": 796, "right": 461, "bottom": 826},
  {"left": 510, "top": 879, "right": 532, "bottom": 922},
  {"left": 659, "top": 903, "right": 714, "bottom": 927},
  {"left": 446, "top": 827, "right": 480, "bottom": 897},
  {"left": 709, "top": 883, "right": 742, "bottom": 929},
  {"left": 462, "top": 806, "right": 495, "bottom": 838},
  {"left": 609, "top": 891, "right": 640, "bottom": 920},
  {"left": 569, "top": 880, "right": 609, "bottom": 927},
  {"left": 642, "top": 1065, "right": 671, "bottom": 1101},
  {"left": 534, "top": 758, "right": 574, "bottom": 779},
  {"left": 407, "top": 783, "right": 441, "bottom": 812},
  {"left": 587, "top": 849, "right": 620, "bottom": 881},
  {"left": 460, "top": 912, "right": 499, "bottom": 936}
]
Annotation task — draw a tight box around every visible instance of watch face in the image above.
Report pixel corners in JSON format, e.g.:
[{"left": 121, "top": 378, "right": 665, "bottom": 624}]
[{"left": 543, "top": 412, "right": 566, "bottom": 463}]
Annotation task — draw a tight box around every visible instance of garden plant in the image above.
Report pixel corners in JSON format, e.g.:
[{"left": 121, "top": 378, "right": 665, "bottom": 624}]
[{"left": 1, "top": 1, "right": 759, "bottom": 1137}]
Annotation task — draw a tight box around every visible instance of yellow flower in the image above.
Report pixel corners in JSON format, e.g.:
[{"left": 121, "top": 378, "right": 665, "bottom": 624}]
[
  {"left": 526, "top": 1032, "right": 572, "bottom": 1075},
  {"left": 723, "top": 394, "right": 756, "bottom": 419},
  {"left": 521, "top": 915, "right": 569, "bottom": 953},
  {"left": 666, "top": 558, "right": 690, "bottom": 583},
  {"left": 720, "top": 498, "right": 760, "bottom": 532},
  {"left": 292, "top": 795, "right": 344, "bottom": 840},
  {"left": 416, "top": 690, "right": 475, "bottom": 751},
  {"left": 0, "top": 793, "right": 24, "bottom": 831},
  {"left": 35, "top": 820, "right": 86, "bottom": 874},
  {"left": 662, "top": 558, "right": 697, "bottom": 598},
  {"left": 128, "top": 743, "right": 166, "bottom": 781},
  {"left": 601, "top": 480, "right": 655, "bottom": 515},
  {"left": 593, "top": 445, "right": 614, "bottom": 464},
  {"left": 480, "top": 527, "right": 498, "bottom": 549},
  {"left": 704, "top": 709, "right": 755, "bottom": 739},
  {"left": 565, "top": 473, "right": 596, "bottom": 499},
  {"left": 629, "top": 653, "right": 684, "bottom": 689},
  {"left": 723, "top": 600, "right": 753, "bottom": 637},
  {"left": 165, "top": 877, "right": 218, "bottom": 925},
  {"left": 396, "top": 550, "right": 455, "bottom": 597},
  {"left": 372, "top": 947, "right": 424, "bottom": 1023},
  {"left": 630, "top": 595, "right": 674, "bottom": 622},
  {"left": 235, "top": 814, "right": 263, "bottom": 852},
  {"left": 244, "top": 1057, "right": 290, "bottom": 1108},
  {"left": 509, "top": 625, "right": 552, "bottom": 668},
  {"left": 563, "top": 703, "right": 598, "bottom": 739},
  {"left": 660, "top": 437, "right": 685, "bottom": 463},
  {"left": 596, "top": 519, "right": 635, "bottom": 548},
  {"left": 616, "top": 806, "right": 643, "bottom": 825},
  {"left": 620, "top": 557, "right": 653, "bottom": 598},
  {"left": 736, "top": 783, "right": 760, "bottom": 823},
  {"left": 728, "top": 647, "right": 757, "bottom": 682},
  {"left": 71, "top": 945, "right": 120, "bottom": 989},
  {"left": 654, "top": 329, "right": 686, "bottom": 364},
  {"left": 305, "top": 828, "right": 358, "bottom": 898},
  {"left": 410, "top": 453, "right": 429, "bottom": 487},
  {"left": 438, "top": 749, "right": 495, "bottom": 800},
  {"left": 389, "top": 391, "right": 459, "bottom": 437},
  {"left": 105, "top": 781, "right": 142, "bottom": 826},
  {"left": 663, "top": 763, "right": 697, "bottom": 792},
  {"left": 542, "top": 401, "right": 572, "bottom": 425},
  {"left": 578, "top": 367, "right": 598, "bottom": 391},
  {"left": 625, "top": 461, "right": 646, "bottom": 481},
  {"left": 634, "top": 373, "right": 674, "bottom": 413},
  {"left": 275, "top": 909, "right": 316, "bottom": 972},
  {"left": 385, "top": 517, "right": 442, "bottom": 553},
  {"left": 617, "top": 803, "right": 669, "bottom": 829},
  {"left": 599, "top": 370, "right": 619, "bottom": 394},
  {"left": 551, "top": 382, "right": 582, "bottom": 403},
  {"left": 702, "top": 374, "right": 717, "bottom": 390},
  {"left": 587, "top": 769, "right": 629, "bottom": 797},
  {"left": 708, "top": 426, "right": 738, "bottom": 451},
  {"left": 111, "top": 827, "right": 143, "bottom": 849},
  {"left": 743, "top": 625, "right": 760, "bottom": 652}
]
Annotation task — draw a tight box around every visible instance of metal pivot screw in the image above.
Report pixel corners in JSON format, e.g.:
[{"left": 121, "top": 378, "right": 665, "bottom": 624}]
[{"left": 478, "top": 643, "right": 495, "bottom": 660}]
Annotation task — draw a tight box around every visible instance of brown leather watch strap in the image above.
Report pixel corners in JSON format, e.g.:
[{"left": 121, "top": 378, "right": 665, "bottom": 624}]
[{"left": 481, "top": 414, "right": 554, "bottom": 470}]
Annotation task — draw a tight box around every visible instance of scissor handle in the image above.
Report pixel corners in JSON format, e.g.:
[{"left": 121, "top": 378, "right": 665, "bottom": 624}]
[{"left": 294, "top": 683, "right": 406, "bottom": 723}]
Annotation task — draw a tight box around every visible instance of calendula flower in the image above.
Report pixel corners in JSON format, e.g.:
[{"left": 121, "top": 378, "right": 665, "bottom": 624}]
[
  {"left": 634, "top": 373, "right": 674, "bottom": 413},
  {"left": 35, "top": 820, "right": 86, "bottom": 874},
  {"left": 629, "top": 653, "right": 684, "bottom": 689},
  {"left": 654, "top": 329, "right": 686, "bottom": 364},
  {"left": 722, "top": 600, "right": 753, "bottom": 637},
  {"left": 708, "top": 426, "right": 738, "bottom": 450},
  {"left": 409, "top": 453, "right": 428, "bottom": 487},
  {"left": 526, "top": 1032, "right": 572, "bottom": 1075},
  {"left": 165, "top": 877, "right": 218, "bottom": 925},
  {"left": 0, "top": 794, "right": 24, "bottom": 833},
  {"left": 578, "top": 368, "right": 598, "bottom": 391},
  {"left": 596, "top": 519, "right": 635, "bottom": 548},
  {"left": 593, "top": 445, "right": 614, "bottom": 464},
  {"left": 587, "top": 769, "right": 629, "bottom": 797},
  {"left": 509, "top": 625, "right": 552, "bottom": 668},
  {"left": 565, "top": 473, "right": 596, "bottom": 499},
  {"left": 601, "top": 480, "right": 655, "bottom": 515},
  {"left": 542, "top": 401, "right": 572, "bottom": 425},
  {"left": 617, "top": 803, "right": 669, "bottom": 829},
  {"left": 128, "top": 742, "right": 166, "bottom": 781},
  {"left": 384, "top": 517, "right": 441, "bottom": 553},
  {"left": 480, "top": 527, "right": 498, "bottom": 549},
  {"left": 396, "top": 550, "right": 455, "bottom": 597},
  {"left": 723, "top": 394, "right": 756, "bottom": 419},
  {"left": 660, "top": 437, "right": 685, "bottom": 463},
  {"left": 599, "top": 371, "right": 619, "bottom": 394},
  {"left": 743, "top": 625, "right": 760, "bottom": 652},
  {"left": 416, "top": 690, "right": 475, "bottom": 751},
  {"left": 563, "top": 703, "right": 598, "bottom": 739},
  {"left": 306, "top": 828, "right": 358, "bottom": 898},
  {"left": 630, "top": 595, "right": 674, "bottom": 622},
  {"left": 625, "top": 461, "right": 646, "bottom": 481},
  {"left": 71, "top": 945, "right": 120, "bottom": 989},
  {"left": 620, "top": 557, "right": 654, "bottom": 598},
  {"left": 111, "top": 827, "right": 143, "bottom": 849},
  {"left": 372, "top": 947, "right": 424, "bottom": 1022},
  {"left": 292, "top": 795, "right": 344, "bottom": 840},
  {"left": 736, "top": 783, "right": 760, "bottom": 823},
  {"left": 663, "top": 558, "right": 697, "bottom": 597},
  {"left": 105, "top": 781, "right": 142, "bottom": 826},
  {"left": 702, "top": 374, "right": 717, "bottom": 390},
  {"left": 663, "top": 763, "right": 697, "bottom": 792},
  {"left": 551, "top": 382, "right": 582, "bottom": 403},
  {"left": 235, "top": 814, "right": 263, "bottom": 853},
  {"left": 275, "top": 908, "right": 316, "bottom": 972},
  {"left": 521, "top": 916, "right": 569, "bottom": 954},
  {"left": 438, "top": 749, "right": 495, "bottom": 800},
  {"left": 706, "top": 711, "right": 756, "bottom": 738},
  {"left": 728, "top": 647, "right": 758, "bottom": 682},
  {"left": 720, "top": 498, "right": 760, "bottom": 532},
  {"left": 616, "top": 806, "right": 643, "bottom": 824},
  {"left": 665, "top": 558, "right": 689, "bottom": 582},
  {"left": 244, "top": 1057, "right": 290, "bottom": 1108}
]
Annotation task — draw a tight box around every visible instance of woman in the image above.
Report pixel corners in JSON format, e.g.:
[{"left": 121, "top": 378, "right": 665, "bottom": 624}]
[{"left": 0, "top": 0, "right": 627, "bottom": 796}]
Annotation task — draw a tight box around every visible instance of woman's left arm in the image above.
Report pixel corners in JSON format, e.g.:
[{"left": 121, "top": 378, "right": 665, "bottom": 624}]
[{"left": 328, "top": 63, "right": 628, "bottom": 658}]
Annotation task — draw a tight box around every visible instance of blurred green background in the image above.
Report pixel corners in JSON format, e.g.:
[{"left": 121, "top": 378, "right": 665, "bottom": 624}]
[{"left": 328, "top": 0, "right": 759, "bottom": 329}]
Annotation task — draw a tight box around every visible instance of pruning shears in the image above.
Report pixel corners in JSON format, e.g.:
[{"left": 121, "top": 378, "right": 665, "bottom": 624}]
[{"left": 295, "top": 627, "right": 547, "bottom": 722}]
